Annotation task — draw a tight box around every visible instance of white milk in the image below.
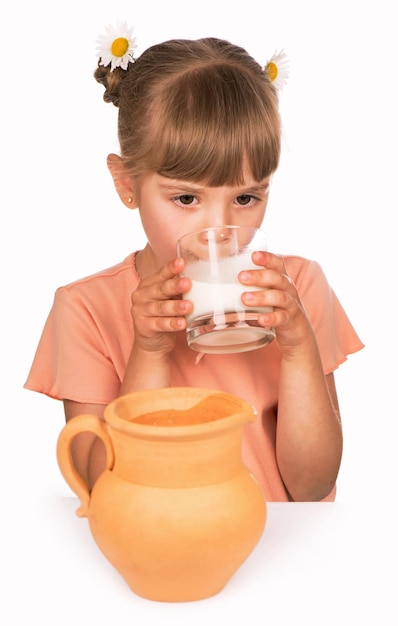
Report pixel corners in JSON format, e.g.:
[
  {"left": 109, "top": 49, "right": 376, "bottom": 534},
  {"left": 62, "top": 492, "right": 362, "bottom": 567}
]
[{"left": 184, "top": 252, "right": 270, "bottom": 321}]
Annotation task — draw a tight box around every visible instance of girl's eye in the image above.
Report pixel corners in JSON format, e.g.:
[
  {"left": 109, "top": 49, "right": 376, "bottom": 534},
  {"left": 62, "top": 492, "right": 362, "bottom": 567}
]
[
  {"left": 176, "top": 194, "right": 196, "bottom": 206},
  {"left": 236, "top": 194, "right": 254, "bottom": 206}
]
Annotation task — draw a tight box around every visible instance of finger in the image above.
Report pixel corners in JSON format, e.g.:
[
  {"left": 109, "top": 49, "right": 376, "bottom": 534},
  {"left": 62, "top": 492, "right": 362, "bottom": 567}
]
[
  {"left": 152, "top": 275, "right": 192, "bottom": 300},
  {"left": 258, "top": 308, "right": 291, "bottom": 329},
  {"left": 239, "top": 267, "right": 296, "bottom": 294},
  {"left": 158, "top": 257, "right": 185, "bottom": 280},
  {"left": 242, "top": 286, "right": 294, "bottom": 309},
  {"left": 251, "top": 250, "right": 286, "bottom": 273},
  {"left": 144, "top": 297, "right": 193, "bottom": 318},
  {"left": 141, "top": 257, "right": 185, "bottom": 287},
  {"left": 138, "top": 313, "right": 188, "bottom": 335},
  {"left": 134, "top": 274, "right": 191, "bottom": 307}
]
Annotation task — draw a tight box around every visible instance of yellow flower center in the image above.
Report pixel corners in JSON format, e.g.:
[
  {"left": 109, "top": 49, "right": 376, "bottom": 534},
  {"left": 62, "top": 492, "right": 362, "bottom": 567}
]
[
  {"left": 111, "top": 37, "right": 129, "bottom": 57},
  {"left": 266, "top": 62, "right": 278, "bottom": 82}
]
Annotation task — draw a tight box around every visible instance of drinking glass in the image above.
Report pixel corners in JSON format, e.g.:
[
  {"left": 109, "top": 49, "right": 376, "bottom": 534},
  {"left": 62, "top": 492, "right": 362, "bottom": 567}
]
[{"left": 176, "top": 225, "right": 275, "bottom": 354}]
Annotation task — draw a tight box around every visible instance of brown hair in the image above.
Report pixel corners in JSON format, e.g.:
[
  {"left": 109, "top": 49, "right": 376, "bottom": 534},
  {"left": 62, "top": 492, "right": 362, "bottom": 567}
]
[{"left": 94, "top": 37, "right": 281, "bottom": 186}]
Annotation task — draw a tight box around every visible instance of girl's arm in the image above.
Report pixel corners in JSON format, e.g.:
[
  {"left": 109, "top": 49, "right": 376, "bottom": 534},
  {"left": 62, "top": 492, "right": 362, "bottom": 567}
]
[
  {"left": 276, "top": 345, "right": 342, "bottom": 501},
  {"left": 62, "top": 257, "right": 192, "bottom": 486},
  {"left": 240, "top": 251, "right": 343, "bottom": 501}
]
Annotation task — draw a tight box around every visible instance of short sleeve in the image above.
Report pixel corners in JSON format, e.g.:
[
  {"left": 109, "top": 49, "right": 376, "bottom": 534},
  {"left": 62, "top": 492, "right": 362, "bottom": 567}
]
[
  {"left": 24, "top": 287, "right": 122, "bottom": 403},
  {"left": 285, "top": 257, "right": 364, "bottom": 374}
]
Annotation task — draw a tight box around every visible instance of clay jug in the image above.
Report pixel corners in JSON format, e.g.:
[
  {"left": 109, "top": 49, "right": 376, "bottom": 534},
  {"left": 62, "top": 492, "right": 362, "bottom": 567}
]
[{"left": 56, "top": 387, "right": 266, "bottom": 602}]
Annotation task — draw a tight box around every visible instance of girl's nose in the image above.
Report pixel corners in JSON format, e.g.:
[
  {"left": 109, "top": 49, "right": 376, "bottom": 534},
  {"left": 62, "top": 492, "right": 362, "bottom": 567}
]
[{"left": 199, "top": 226, "right": 233, "bottom": 245}]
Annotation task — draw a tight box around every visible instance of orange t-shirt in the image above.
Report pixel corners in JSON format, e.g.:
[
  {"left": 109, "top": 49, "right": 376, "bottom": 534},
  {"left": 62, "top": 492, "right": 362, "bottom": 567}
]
[{"left": 25, "top": 252, "right": 364, "bottom": 501}]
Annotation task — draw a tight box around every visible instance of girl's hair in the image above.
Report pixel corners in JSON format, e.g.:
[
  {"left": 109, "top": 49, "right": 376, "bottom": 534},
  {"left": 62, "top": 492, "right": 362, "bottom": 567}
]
[{"left": 94, "top": 37, "right": 281, "bottom": 186}]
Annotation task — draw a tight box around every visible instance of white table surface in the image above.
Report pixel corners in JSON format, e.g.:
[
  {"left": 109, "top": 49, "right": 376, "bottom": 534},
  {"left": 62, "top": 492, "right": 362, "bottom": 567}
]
[{"left": 4, "top": 493, "right": 396, "bottom": 626}]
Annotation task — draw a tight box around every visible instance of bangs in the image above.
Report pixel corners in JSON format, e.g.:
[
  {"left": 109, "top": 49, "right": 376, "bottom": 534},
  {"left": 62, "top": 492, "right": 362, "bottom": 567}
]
[{"left": 142, "top": 64, "right": 281, "bottom": 186}]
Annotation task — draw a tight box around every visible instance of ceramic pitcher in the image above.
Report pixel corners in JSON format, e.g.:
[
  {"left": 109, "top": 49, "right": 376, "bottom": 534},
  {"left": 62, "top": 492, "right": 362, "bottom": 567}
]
[{"left": 56, "top": 387, "right": 267, "bottom": 602}]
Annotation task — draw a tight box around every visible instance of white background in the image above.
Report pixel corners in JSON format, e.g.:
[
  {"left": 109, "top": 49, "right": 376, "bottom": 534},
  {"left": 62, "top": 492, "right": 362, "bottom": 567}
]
[{"left": 2, "top": 1, "right": 397, "bottom": 622}]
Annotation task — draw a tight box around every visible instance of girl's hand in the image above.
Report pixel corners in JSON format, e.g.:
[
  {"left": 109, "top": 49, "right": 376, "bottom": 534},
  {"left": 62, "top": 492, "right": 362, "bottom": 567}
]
[
  {"left": 130, "top": 258, "right": 193, "bottom": 355},
  {"left": 239, "top": 251, "right": 313, "bottom": 355}
]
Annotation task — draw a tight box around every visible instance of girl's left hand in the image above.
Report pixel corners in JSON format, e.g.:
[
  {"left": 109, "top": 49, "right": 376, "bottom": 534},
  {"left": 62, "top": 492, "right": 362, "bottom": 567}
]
[{"left": 239, "top": 250, "right": 313, "bottom": 355}]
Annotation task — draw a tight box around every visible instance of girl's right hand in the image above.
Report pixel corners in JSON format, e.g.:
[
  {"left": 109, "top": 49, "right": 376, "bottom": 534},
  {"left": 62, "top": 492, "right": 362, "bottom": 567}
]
[{"left": 130, "top": 257, "right": 193, "bottom": 355}]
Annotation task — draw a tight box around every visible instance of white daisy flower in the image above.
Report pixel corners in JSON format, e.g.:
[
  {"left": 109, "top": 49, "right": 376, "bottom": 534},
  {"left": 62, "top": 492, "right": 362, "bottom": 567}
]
[
  {"left": 96, "top": 22, "right": 137, "bottom": 72},
  {"left": 265, "top": 50, "right": 289, "bottom": 90}
]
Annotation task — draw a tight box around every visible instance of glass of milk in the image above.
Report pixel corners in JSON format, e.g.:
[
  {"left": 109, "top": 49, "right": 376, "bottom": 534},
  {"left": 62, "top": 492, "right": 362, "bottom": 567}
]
[{"left": 176, "top": 225, "right": 275, "bottom": 354}]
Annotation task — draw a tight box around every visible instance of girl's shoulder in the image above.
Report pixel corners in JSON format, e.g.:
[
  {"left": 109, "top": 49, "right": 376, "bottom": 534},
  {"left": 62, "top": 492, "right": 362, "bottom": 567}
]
[
  {"left": 282, "top": 255, "right": 326, "bottom": 285},
  {"left": 58, "top": 252, "right": 140, "bottom": 295}
]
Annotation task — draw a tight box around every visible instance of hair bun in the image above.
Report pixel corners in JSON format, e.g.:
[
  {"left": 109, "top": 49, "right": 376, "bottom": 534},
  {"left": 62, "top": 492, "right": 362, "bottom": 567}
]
[{"left": 94, "top": 64, "right": 127, "bottom": 107}]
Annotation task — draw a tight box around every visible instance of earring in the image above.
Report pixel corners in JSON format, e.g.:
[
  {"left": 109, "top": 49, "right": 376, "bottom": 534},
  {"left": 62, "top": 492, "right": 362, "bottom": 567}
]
[{"left": 127, "top": 197, "right": 132, "bottom": 203}]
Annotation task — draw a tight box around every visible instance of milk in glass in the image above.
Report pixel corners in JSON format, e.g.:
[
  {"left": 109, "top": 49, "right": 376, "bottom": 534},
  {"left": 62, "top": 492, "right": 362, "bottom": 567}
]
[{"left": 184, "top": 251, "right": 271, "bottom": 321}]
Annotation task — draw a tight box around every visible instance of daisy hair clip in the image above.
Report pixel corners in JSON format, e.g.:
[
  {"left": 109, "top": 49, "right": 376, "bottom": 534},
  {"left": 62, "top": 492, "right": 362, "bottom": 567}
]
[
  {"left": 96, "top": 22, "right": 137, "bottom": 71},
  {"left": 265, "top": 50, "right": 289, "bottom": 90}
]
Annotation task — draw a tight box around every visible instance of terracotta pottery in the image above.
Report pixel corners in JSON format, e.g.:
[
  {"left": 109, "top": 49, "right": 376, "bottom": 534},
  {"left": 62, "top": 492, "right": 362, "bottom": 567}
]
[{"left": 56, "top": 387, "right": 267, "bottom": 602}]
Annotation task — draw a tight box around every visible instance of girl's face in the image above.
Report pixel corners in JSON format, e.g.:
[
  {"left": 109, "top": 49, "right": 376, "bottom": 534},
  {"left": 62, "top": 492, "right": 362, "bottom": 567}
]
[{"left": 135, "top": 163, "right": 271, "bottom": 275}]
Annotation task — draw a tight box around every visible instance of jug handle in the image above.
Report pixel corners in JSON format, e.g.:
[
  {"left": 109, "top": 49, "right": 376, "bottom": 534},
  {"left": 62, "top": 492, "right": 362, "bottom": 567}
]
[{"left": 56, "top": 414, "right": 115, "bottom": 518}]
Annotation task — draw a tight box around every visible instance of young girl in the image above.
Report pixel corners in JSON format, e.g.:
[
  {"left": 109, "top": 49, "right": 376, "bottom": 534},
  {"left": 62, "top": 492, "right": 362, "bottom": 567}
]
[{"left": 24, "top": 25, "right": 364, "bottom": 502}]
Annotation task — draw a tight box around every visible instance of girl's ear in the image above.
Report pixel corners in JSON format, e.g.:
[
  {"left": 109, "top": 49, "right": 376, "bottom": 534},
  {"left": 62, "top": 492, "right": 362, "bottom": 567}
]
[{"left": 107, "top": 153, "right": 137, "bottom": 208}]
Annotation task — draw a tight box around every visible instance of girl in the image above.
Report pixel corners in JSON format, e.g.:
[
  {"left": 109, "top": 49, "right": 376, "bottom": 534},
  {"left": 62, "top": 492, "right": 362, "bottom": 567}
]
[{"left": 25, "top": 26, "right": 364, "bottom": 501}]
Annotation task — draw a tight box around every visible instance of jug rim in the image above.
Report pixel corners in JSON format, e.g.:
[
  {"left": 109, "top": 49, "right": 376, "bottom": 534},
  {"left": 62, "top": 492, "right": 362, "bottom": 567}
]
[{"left": 103, "top": 387, "right": 257, "bottom": 440}]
